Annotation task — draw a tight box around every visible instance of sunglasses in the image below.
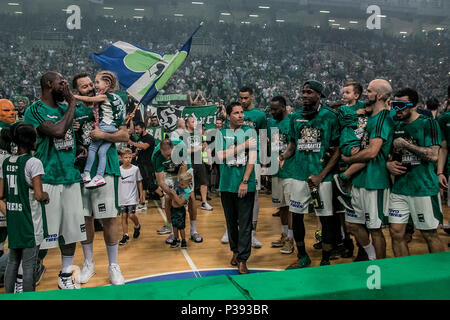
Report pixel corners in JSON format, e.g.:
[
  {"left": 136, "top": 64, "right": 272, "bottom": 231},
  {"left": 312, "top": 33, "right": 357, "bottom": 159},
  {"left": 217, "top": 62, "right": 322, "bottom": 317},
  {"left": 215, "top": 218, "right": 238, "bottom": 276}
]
[{"left": 391, "top": 100, "right": 414, "bottom": 111}]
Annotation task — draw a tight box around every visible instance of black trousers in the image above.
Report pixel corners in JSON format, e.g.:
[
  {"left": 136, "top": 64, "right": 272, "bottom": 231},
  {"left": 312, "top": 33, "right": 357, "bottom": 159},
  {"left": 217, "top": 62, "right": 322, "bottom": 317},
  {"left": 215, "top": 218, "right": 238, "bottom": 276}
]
[
  {"left": 138, "top": 162, "right": 157, "bottom": 192},
  {"left": 220, "top": 191, "right": 255, "bottom": 263}
]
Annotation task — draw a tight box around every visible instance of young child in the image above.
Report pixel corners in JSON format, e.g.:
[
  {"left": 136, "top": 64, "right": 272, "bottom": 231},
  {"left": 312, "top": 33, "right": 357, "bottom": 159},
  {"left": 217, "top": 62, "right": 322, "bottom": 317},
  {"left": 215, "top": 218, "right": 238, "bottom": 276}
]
[
  {"left": 118, "top": 148, "right": 145, "bottom": 245},
  {"left": 0, "top": 122, "right": 49, "bottom": 293},
  {"left": 334, "top": 81, "right": 368, "bottom": 209},
  {"left": 169, "top": 172, "right": 193, "bottom": 249},
  {"left": 74, "top": 71, "right": 125, "bottom": 189}
]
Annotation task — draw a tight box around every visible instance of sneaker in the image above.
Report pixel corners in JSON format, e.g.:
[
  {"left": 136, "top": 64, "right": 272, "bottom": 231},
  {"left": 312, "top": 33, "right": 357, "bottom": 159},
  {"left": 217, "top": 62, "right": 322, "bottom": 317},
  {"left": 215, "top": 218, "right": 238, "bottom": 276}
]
[
  {"left": 108, "top": 263, "right": 124, "bottom": 285},
  {"left": 338, "top": 195, "right": 354, "bottom": 211},
  {"left": 81, "top": 172, "right": 91, "bottom": 183},
  {"left": 133, "top": 225, "right": 141, "bottom": 239},
  {"left": 165, "top": 233, "right": 175, "bottom": 244},
  {"left": 221, "top": 231, "right": 229, "bottom": 244},
  {"left": 251, "top": 232, "right": 262, "bottom": 248},
  {"left": 58, "top": 272, "right": 76, "bottom": 289},
  {"left": 341, "top": 239, "right": 354, "bottom": 258},
  {"left": 313, "top": 241, "right": 322, "bottom": 250},
  {"left": 334, "top": 174, "right": 350, "bottom": 196},
  {"left": 320, "top": 260, "right": 331, "bottom": 266},
  {"left": 14, "top": 276, "right": 23, "bottom": 293},
  {"left": 201, "top": 202, "right": 213, "bottom": 211},
  {"left": 280, "top": 238, "right": 294, "bottom": 254},
  {"left": 180, "top": 239, "right": 187, "bottom": 249},
  {"left": 190, "top": 232, "right": 203, "bottom": 243},
  {"left": 136, "top": 204, "right": 146, "bottom": 212},
  {"left": 35, "top": 263, "right": 46, "bottom": 286},
  {"left": 77, "top": 260, "right": 95, "bottom": 284},
  {"left": 354, "top": 246, "right": 369, "bottom": 262},
  {"left": 271, "top": 233, "right": 287, "bottom": 248},
  {"left": 170, "top": 238, "right": 180, "bottom": 248},
  {"left": 0, "top": 250, "right": 3, "bottom": 258},
  {"left": 119, "top": 234, "right": 129, "bottom": 245},
  {"left": 285, "top": 255, "right": 311, "bottom": 270},
  {"left": 272, "top": 211, "right": 281, "bottom": 217},
  {"left": 85, "top": 175, "right": 106, "bottom": 189},
  {"left": 157, "top": 224, "right": 171, "bottom": 235}
]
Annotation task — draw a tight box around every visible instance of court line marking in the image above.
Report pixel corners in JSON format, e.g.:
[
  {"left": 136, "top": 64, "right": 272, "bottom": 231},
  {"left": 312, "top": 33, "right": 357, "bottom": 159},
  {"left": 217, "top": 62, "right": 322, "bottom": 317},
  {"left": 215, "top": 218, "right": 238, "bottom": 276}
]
[{"left": 153, "top": 200, "right": 201, "bottom": 278}]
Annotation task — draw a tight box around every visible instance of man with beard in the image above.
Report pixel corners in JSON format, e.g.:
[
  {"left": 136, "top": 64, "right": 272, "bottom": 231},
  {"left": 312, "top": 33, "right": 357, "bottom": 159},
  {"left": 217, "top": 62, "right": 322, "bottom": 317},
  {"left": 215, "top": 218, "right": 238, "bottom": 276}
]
[
  {"left": 222, "top": 87, "right": 267, "bottom": 248},
  {"left": 279, "top": 80, "right": 341, "bottom": 268},
  {"left": 16, "top": 99, "right": 27, "bottom": 121},
  {"left": 71, "top": 73, "right": 128, "bottom": 286},
  {"left": 341, "top": 79, "right": 394, "bottom": 260},
  {"left": 24, "top": 72, "right": 86, "bottom": 289},
  {"left": 387, "top": 88, "right": 444, "bottom": 256},
  {"left": 268, "top": 96, "right": 295, "bottom": 254}
]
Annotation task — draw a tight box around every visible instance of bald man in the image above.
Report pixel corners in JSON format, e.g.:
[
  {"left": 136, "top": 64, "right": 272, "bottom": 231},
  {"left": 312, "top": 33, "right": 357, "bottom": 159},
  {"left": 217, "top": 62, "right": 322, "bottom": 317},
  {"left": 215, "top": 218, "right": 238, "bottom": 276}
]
[{"left": 341, "top": 79, "right": 394, "bottom": 260}]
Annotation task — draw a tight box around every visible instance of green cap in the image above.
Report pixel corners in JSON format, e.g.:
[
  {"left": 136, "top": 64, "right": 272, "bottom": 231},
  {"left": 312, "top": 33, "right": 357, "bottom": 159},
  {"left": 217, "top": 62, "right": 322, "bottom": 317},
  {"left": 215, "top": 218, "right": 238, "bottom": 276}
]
[{"left": 303, "top": 80, "right": 326, "bottom": 98}]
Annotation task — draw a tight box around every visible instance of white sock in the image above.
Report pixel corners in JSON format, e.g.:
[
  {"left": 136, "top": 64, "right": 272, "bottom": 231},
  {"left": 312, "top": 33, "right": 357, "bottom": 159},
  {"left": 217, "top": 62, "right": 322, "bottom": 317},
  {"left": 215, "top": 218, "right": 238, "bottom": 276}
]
[
  {"left": 169, "top": 223, "right": 174, "bottom": 235},
  {"left": 18, "top": 261, "right": 23, "bottom": 276},
  {"left": 106, "top": 243, "right": 118, "bottom": 265},
  {"left": 287, "top": 229, "right": 294, "bottom": 239},
  {"left": 82, "top": 242, "right": 94, "bottom": 264},
  {"left": 61, "top": 255, "right": 74, "bottom": 274},
  {"left": 282, "top": 225, "right": 288, "bottom": 235},
  {"left": 363, "top": 242, "right": 377, "bottom": 260},
  {"left": 190, "top": 220, "right": 197, "bottom": 235}
]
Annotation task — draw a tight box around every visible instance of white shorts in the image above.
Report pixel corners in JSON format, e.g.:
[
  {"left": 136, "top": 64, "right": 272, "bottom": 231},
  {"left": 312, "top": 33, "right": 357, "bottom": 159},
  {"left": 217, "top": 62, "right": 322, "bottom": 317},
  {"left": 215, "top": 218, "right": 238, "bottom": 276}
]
[
  {"left": 82, "top": 175, "right": 119, "bottom": 219},
  {"left": 0, "top": 213, "right": 6, "bottom": 227},
  {"left": 289, "top": 180, "right": 333, "bottom": 216},
  {"left": 41, "top": 183, "right": 86, "bottom": 249},
  {"left": 345, "top": 187, "right": 389, "bottom": 229},
  {"left": 255, "top": 164, "right": 261, "bottom": 191},
  {"left": 388, "top": 193, "right": 442, "bottom": 230},
  {"left": 271, "top": 177, "right": 293, "bottom": 208}
]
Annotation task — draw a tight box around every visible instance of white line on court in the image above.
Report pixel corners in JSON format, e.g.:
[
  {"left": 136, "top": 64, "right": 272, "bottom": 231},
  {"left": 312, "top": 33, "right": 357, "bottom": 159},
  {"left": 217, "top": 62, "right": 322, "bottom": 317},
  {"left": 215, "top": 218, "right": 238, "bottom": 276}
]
[{"left": 153, "top": 200, "right": 201, "bottom": 278}]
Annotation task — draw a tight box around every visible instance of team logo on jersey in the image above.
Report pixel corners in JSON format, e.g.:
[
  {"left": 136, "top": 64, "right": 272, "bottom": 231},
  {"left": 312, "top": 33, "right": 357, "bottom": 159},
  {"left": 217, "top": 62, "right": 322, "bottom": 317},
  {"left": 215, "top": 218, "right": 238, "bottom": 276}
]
[
  {"left": 354, "top": 116, "right": 368, "bottom": 140},
  {"left": 346, "top": 210, "right": 357, "bottom": 218},
  {"left": 399, "top": 137, "right": 421, "bottom": 166},
  {"left": 81, "top": 121, "right": 94, "bottom": 146},
  {"left": 389, "top": 209, "right": 402, "bottom": 217},
  {"left": 54, "top": 128, "right": 74, "bottom": 151},
  {"left": 289, "top": 200, "right": 304, "bottom": 209},
  {"left": 360, "top": 131, "right": 370, "bottom": 150},
  {"left": 80, "top": 224, "right": 86, "bottom": 233},
  {"left": 272, "top": 132, "right": 288, "bottom": 153},
  {"left": 417, "top": 214, "right": 425, "bottom": 223},
  {"left": 243, "top": 120, "right": 256, "bottom": 128},
  {"left": 45, "top": 234, "right": 58, "bottom": 242},
  {"left": 297, "top": 126, "right": 321, "bottom": 152},
  {"left": 98, "top": 203, "right": 106, "bottom": 213}
]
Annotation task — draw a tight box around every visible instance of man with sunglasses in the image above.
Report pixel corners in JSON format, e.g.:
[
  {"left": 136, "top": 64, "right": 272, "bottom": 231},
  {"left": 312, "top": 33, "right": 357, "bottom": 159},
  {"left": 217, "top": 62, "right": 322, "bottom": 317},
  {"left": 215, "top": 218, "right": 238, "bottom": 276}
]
[
  {"left": 386, "top": 88, "right": 445, "bottom": 256},
  {"left": 341, "top": 79, "right": 394, "bottom": 260},
  {"left": 279, "top": 80, "right": 340, "bottom": 268}
]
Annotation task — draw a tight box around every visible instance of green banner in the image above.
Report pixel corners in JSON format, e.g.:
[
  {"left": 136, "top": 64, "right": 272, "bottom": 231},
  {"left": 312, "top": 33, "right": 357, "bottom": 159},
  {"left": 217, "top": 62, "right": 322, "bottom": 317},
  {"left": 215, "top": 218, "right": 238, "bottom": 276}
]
[
  {"left": 182, "top": 104, "right": 218, "bottom": 130},
  {"left": 146, "top": 126, "right": 166, "bottom": 145}
]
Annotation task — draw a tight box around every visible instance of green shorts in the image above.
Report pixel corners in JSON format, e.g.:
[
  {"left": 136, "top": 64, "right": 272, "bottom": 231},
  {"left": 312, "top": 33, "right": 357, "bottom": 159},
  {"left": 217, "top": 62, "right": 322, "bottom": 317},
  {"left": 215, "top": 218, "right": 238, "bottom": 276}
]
[{"left": 171, "top": 206, "right": 186, "bottom": 230}]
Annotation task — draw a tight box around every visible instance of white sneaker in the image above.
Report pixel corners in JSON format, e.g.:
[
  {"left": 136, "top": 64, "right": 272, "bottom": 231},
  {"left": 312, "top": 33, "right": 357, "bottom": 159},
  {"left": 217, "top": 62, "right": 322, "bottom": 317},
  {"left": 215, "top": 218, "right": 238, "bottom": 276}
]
[
  {"left": 85, "top": 175, "right": 106, "bottom": 189},
  {"left": 108, "top": 263, "right": 125, "bottom": 285},
  {"left": 221, "top": 230, "right": 229, "bottom": 244},
  {"left": 81, "top": 172, "right": 91, "bottom": 183},
  {"left": 77, "top": 260, "right": 95, "bottom": 284},
  {"left": 58, "top": 272, "right": 76, "bottom": 289},
  {"left": 252, "top": 231, "right": 262, "bottom": 248},
  {"left": 201, "top": 202, "right": 213, "bottom": 211},
  {"left": 14, "top": 277, "right": 23, "bottom": 293}
]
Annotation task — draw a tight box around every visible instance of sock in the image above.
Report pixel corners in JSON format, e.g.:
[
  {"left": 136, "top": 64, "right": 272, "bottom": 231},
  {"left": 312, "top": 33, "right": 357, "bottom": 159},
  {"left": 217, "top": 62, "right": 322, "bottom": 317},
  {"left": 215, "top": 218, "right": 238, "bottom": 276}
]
[
  {"left": 287, "top": 229, "right": 294, "bottom": 239},
  {"left": 297, "top": 244, "right": 307, "bottom": 257},
  {"left": 61, "top": 255, "right": 74, "bottom": 274},
  {"left": 134, "top": 224, "right": 140, "bottom": 229},
  {"left": 169, "top": 223, "right": 174, "bottom": 235},
  {"left": 282, "top": 225, "right": 288, "bottom": 235},
  {"left": 340, "top": 172, "right": 349, "bottom": 180},
  {"left": 252, "top": 221, "right": 257, "bottom": 231},
  {"left": 106, "top": 243, "right": 118, "bottom": 265},
  {"left": 190, "top": 220, "right": 197, "bottom": 235},
  {"left": 18, "top": 261, "right": 23, "bottom": 276},
  {"left": 363, "top": 242, "right": 377, "bottom": 260},
  {"left": 82, "top": 242, "right": 94, "bottom": 264}
]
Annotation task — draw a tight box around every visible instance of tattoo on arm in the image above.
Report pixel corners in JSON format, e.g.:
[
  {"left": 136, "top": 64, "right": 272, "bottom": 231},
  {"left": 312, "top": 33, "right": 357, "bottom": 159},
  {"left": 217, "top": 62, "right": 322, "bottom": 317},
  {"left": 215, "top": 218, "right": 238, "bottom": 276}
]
[{"left": 403, "top": 143, "right": 439, "bottom": 163}]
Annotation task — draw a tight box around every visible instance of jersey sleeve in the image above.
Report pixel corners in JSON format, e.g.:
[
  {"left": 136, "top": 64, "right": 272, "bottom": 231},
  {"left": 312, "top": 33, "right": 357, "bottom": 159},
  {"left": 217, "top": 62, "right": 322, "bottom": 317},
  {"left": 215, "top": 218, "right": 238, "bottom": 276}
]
[
  {"left": 24, "top": 103, "right": 48, "bottom": 129},
  {"left": 438, "top": 114, "right": 448, "bottom": 143},
  {"left": 370, "top": 110, "right": 392, "bottom": 141},
  {"left": 424, "top": 118, "right": 442, "bottom": 147},
  {"left": 135, "top": 166, "right": 143, "bottom": 181}
]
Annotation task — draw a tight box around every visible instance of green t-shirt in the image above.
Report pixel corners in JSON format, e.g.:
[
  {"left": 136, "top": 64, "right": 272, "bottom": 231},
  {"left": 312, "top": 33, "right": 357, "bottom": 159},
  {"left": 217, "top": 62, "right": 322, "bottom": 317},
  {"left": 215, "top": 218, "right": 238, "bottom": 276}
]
[
  {"left": 352, "top": 109, "right": 395, "bottom": 190},
  {"left": 216, "top": 126, "right": 256, "bottom": 193},
  {"left": 338, "top": 101, "right": 368, "bottom": 156},
  {"left": 268, "top": 114, "right": 295, "bottom": 179},
  {"left": 288, "top": 106, "right": 340, "bottom": 182},
  {"left": 391, "top": 115, "right": 441, "bottom": 196},
  {"left": 152, "top": 138, "right": 191, "bottom": 175},
  {"left": 437, "top": 111, "right": 450, "bottom": 168},
  {"left": 24, "top": 100, "right": 81, "bottom": 185},
  {"left": 99, "top": 93, "right": 126, "bottom": 128}
]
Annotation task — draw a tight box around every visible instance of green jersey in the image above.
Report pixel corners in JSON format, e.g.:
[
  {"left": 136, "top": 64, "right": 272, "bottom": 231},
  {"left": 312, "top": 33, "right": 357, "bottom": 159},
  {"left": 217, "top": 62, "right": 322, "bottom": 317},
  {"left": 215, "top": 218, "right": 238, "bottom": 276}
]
[
  {"left": 74, "top": 103, "right": 95, "bottom": 148},
  {"left": 391, "top": 115, "right": 441, "bottom": 196},
  {"left": 352, "top": 109, "right": 395, "bottom": 190},
  {"left": 437, "top": 111, "right": 450, "bottom": 168},
  {"left": 24, "top": 100, "right": 81, "bottom": 185},
  {"left": 268, "top": 115, "right": 295, "bottom": 179},
  {"left": 338, "top": 101, "right": 368, "bottom": 156},
  {"left": 99, "top": 93, "right": 126, "bottom": 128},
  {"left": 288, "top": 106, "right": 340, "bottom": 182},
  {"left": 147, "top": 126, "right": 166, "bottom": 145},
  {"left": 152, "top": 138, "right": 191, "bottom": 175},
  {"left": 217, "top": 126, "right": 256, "bottom": 193},
  {"left": 2, "top": 155, "right": 47, "bottom": 249}
]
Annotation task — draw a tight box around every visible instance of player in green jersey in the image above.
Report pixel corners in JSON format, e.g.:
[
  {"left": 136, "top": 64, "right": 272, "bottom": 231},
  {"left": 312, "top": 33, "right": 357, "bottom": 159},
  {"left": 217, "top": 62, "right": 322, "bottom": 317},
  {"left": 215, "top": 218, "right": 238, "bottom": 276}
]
[
  {"left": 0, "top": 122, "right": 49, "bottom": 293},
  {"left": 342, "top": 79, "right": 394, "bottom": 261},
  {"left": 386, "top": 88, "right": 445, "bottom": 256},
  {"left": 72, "top": 73, "right": 127, "bottom": 286}
]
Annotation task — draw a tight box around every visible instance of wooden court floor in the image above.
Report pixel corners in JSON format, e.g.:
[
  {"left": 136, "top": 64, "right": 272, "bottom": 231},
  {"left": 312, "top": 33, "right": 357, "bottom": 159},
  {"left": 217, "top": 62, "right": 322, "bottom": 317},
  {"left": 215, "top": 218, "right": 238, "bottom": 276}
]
[{"left": 1, "top": 192, "right": 449, "bottom": 294}]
